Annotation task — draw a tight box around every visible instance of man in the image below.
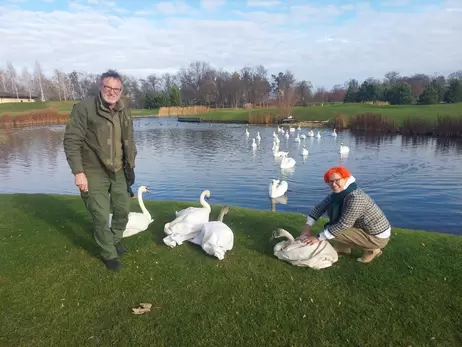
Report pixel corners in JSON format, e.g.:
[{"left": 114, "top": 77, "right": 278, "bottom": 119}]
[{"left": 63, "top": 69, "right": 137, "bottom": 271}]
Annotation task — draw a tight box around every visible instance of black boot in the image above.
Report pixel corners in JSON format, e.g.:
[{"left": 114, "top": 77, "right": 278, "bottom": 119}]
[
  {"left": 102, "top": 258, "right": 122, "bottom": 271},
  {"left": 116, "top": 244, "right": 127, "bottom": 256}
]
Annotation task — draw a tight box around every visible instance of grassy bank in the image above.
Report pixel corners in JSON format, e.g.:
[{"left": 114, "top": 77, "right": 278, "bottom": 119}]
[
  {"left": 0, "top": 101, "right": 157, "bottom": 117},
  {"left": 0, "top": 194, "right": 461, "bottom": 347},
  {"left": 197, "top": 103, "right": 462, "bottom": 125}
]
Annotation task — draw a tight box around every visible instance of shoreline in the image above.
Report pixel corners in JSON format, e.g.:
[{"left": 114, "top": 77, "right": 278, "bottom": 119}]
[{"left": 0, "top": 192, "right": 457, "bottom": 236}]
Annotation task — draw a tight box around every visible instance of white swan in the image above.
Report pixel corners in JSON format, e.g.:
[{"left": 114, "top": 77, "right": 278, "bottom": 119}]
[
  {"left": 270, "top": 228, "right": 338, "bottom": 270},
  {"left": 108, "top": 185, "right": 153, "bottom": 238},
  {"left": 163, "top": 190, "right": 212, "bottom": 248},
  {"left": 300, "top": 134, "right": 306, "bottom": 139},
  {"left": 316, "top": 130, "right": 321, "bottom": 138},
  {"left": 280, "top": 153, "right": 296, "bottom": 169},
  {"left": 245, "top": 128, "right": 249, "bottom": 136},
  {"left": 269, "top": 179, "right": 288, "bottom": 198},
  {"left": 340, "top": 142, "right": 350, "bottom": 154},
  {"left": 332, "top": 128, "right": 337, "bottom": 137},
  {"left": 190, "top": 206, "right": 234, "bottom": 260},
  {"left": 297, "top": 125, "right": 301, "bottom": 131},
  {"left": 289, "top": 126, "right": 295, "bottom": 132},
  {"left": 284, "top": 131, "right": 289, "bottom": 139},
  {"left": 301, "top": 145, "right": 309, "bottom": 156},
  {"left": 174, "top": 189, "right": 211, "bottom": 218},
  {"left": 294, "top": 133, "right": 300, "bottom": 143},
  {"left": 256, "top": 132, "right": 261, "bottom": 141},
  {"left": 251, "top": 138, "right": 257, "bottom": 148},
  {"left": 307, "top": 130, "right": 314, "bottom": 137}
]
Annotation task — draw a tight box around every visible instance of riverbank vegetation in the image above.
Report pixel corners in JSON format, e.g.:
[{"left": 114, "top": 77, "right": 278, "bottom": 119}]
[{"left": 0, "top": 193, "right": 461, "bottom": 346}]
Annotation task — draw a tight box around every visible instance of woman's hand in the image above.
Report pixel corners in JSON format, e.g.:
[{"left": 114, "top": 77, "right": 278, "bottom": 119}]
[
  {"left": 296, "top": 225, "right": 311, "bottom": 241},
  {"left": 303, "top": 236, "right": 320, "bottom": 245}
]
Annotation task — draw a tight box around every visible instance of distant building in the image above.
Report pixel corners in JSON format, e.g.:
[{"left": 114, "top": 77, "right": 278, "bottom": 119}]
[{"left": 0, "top": 91, "right": 39, "bottom": 104}]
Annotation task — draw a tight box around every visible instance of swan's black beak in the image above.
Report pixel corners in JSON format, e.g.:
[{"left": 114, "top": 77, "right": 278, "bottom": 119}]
[{"left": 146, "top": 188, "right": 151, "bottom": 193}]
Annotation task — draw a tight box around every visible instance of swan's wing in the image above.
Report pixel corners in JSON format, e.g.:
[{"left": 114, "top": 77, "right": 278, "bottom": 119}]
[
  {"left": 124, "top": 212, "right": 152, "bottom": 232},
  {"left": 175, "top": 207, "right": 199, "bottom": 217},
  {"left": 200, "top": 222, "right": 234, "bottom": 259},
  {"left": 173, "top": 208, "right": 210, "bottom": 224}
]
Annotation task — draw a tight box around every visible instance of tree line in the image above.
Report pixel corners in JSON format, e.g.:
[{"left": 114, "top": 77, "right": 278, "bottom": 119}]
[{"left": 0, "top": 60, "right": 461, "bottom": 109}]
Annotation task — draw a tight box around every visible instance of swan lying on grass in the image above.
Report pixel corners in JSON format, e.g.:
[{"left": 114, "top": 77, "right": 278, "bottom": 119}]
[
  {"left": 270, "top": 228, "right": 338, "bottom": 270},
  {"left": 190, "top": 205, "right": 234, "bottom": 260},
  {"left": 108, "top": 185, "right": 153, "bottom": 238},
  {"left": 163, "top": 189, "right": 212, "bottom": 248}
]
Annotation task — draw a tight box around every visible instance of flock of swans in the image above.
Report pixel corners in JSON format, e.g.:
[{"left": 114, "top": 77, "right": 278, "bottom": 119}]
[
  {"left": 109, "top": 123, "right": 351, "bottom": 269},
  {"left": 114, "top": 186, "right": 338, "bottom": 269},
  {"left": 247, "top": 124, "right": 351, "bottom": 199}
]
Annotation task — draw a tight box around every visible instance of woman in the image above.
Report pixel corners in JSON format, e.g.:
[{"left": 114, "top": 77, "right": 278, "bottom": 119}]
[{"left": 298, "top": 166, "right": 391, "bottom": 263}]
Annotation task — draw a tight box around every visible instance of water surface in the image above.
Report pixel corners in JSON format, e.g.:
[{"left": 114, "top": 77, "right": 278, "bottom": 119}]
[{"left": 1, "top": 118, "right": 461, "bottom": 235}]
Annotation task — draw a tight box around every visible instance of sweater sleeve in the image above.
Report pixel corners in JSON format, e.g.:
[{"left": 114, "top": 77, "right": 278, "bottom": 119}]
[{"left": 306, "top": 194, "right": 331, "bottom": 225}]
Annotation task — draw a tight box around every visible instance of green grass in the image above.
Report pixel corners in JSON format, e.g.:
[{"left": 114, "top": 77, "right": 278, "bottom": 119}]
[
  {"left": 196, "top": 103, "right": 462, "bottom": 125},
  {"left": 0, "top": 101, "right": 158, "bottom": 117},
  {"left": 1, "top": 194, "right": 461, "bottom": 347}
]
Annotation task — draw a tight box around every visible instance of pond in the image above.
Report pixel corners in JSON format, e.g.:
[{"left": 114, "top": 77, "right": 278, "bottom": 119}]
[{"left": 1, "top": 117, "right": 461, "bottom": 236}]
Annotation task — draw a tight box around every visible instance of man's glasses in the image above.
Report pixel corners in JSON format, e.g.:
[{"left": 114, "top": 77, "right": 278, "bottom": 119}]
[{"left": 103, "top": 85, "right": 122, "bottom": 94}]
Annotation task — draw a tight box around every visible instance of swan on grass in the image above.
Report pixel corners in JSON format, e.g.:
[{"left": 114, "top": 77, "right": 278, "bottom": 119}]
[
  {"left": 270, "top": 228, "right": 338, "bottom": 270},
  {"left": 163, "top": 189, "right": 212, "bottom": 248},
  {"left": 108, "top": 185, "right": 153, "bottom": 238},
  {"left": 269, "top": 179, "right": 288, "bottom": 198},
  {"left": 280, "top": 153, "right": 296, "bottom": 169},
  {"left": 340, "top": 142, "right": 350, "bottom": 154},
  {"left": 189, "top": 206, "right": 234, "bottom": 260}
]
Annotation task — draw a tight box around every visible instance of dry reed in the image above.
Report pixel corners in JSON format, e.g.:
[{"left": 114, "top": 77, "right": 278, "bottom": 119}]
[
  {"left": 248, "top": 112, "right": 277, "bottom": 124},
  {"left": 0, "top": 109, "right": 69, "bottom": 129},
  {"left": 349, "top": 113, "right": 396, "bottom": 132},
  {"left": 332, "top": 113, "right": 349, "bottom": 129},
  {"left": 158, "top": 106, "right": 209, "bottom": 117}
]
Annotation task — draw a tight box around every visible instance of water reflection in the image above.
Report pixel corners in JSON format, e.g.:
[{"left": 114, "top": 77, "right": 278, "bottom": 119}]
[
  {"left": 1, "top": 119, "right": 462, "bottom": 235},
  {"left": 270, "top": 195, "right": 288, "bottom": 212}
]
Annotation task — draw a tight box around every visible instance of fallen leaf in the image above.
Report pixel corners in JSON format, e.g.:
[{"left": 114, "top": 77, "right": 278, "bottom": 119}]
[{"left": 132, "top": 303, "right": 152, "bottom": 315}]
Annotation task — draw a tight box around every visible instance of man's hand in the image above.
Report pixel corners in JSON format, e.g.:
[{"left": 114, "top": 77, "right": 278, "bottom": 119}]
[{"left": 75, "top": 172, "right": 88, "bottom": 192}]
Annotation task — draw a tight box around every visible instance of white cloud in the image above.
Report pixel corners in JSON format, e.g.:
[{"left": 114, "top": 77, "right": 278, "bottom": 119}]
[
  {"left": 0, "top": 1, "right": 461, "bottom": 89},
  {"left": 247, "top": 0, "right": 280, "bottom": 7},
  {"left": 381, "top": 0, "right": 411, "bottom": 6},
  {"left": 200, "top": 0, "right": 226, "bottom": 11}
]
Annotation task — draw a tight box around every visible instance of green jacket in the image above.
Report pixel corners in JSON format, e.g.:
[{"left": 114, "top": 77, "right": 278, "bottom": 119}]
[{"left": 63, "top": 93, "right": 137, "bottom": 175}]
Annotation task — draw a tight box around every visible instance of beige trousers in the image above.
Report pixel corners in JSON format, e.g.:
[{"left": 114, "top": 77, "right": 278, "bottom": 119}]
[{"left": 332, "top": 227, "right": 390, "bottom": 251}]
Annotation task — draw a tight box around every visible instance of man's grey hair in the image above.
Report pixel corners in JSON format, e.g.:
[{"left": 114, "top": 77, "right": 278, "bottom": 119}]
[{"left": 99, "top": 69, "right": 122, "bottom": 85}]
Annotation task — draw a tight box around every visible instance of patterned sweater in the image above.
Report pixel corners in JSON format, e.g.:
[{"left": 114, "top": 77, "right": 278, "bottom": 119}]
[{"left": 307, "top": 187, "right": 391, "bottom": 238}]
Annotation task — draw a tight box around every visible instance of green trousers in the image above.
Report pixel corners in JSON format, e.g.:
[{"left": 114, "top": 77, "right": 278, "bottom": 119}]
[{"left": 81, "top": 168, "right": 130, "bottom": 260}]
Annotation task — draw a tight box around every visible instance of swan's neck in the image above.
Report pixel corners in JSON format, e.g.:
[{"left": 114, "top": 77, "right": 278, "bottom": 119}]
[
  {"left": 281, "top": 230, "right": 295, "bottom": 243},
  {"left": 137, "top": 189, "right": 151, "bottom": 218},
  {"left": 200, "top": 193, "right": 211, "bottom": 211},
  {"left": 217, "top": 210, "right": 227, "bottom": 222}
]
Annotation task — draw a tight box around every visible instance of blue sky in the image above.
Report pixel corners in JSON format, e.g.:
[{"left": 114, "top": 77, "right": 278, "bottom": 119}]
[{"left": 1, "top": 0, "right": 461, "bottom": 88}]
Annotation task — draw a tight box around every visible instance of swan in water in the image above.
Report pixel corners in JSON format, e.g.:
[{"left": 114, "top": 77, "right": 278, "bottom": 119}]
[
  {"left": 108, "top": 185, "right": 153, "bottom": 238},
  {"left": 340, "top": 142, "right": 350, "bottom": 154},
  {"left": 301, "top": 145, "right": 309, "bottom": 156},
  {"left": 289, "top": 126, "right": 295, "bottom": 132},
  {"left": 300, "top": 133, "right": 306, "bottom": 139},
  {"left": 280, "top": 153, "right": 296, "bottom": 169},
  {"left": 269, "top": 179, "right": 288, "bottom": 198},
  {"left": 316, "top": 130, "right": 321, "bottom": 138},
  {"left": 294, "top": 133, "right": 300, "bottom": 143},
  {"left": 245, "top": 128, "right": 249, "bottom": 136},
  {"left": 332, "top": 128, "right": 337, "bottom": 137},
  {"left": 297, "top": 125, "right": 301, "bottom": 131},
  {"left": 307, "top": 130, "right": 314, "bottom": 137},
  {"left": 256, "top": 132, "right": 261, "bottom": 141},
  {"left": 251, "top": 138, "right": 257, "bottom": 148},
  {"left": 270, "top": 228, "right": 338, "bottom": 270},
  {"left": 284, "top": 131, "right": 290, "bottom": 139},
  {"left": 189, "top": 206, "right": 234, "bottom": 260}
]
